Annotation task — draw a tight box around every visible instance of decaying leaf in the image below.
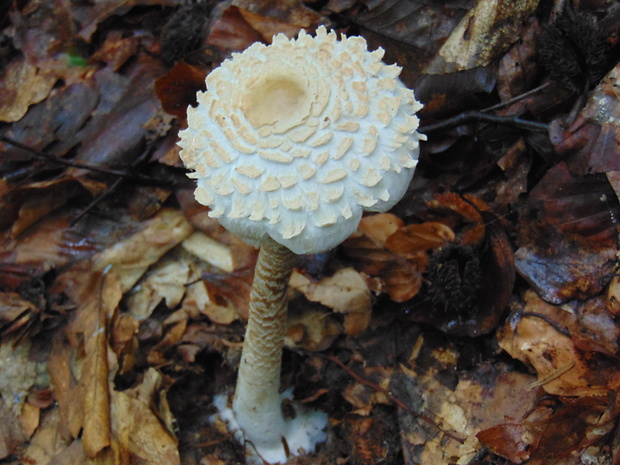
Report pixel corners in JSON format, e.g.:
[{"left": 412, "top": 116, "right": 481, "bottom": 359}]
[
  {"left": 291, "top": 268, "right": 372, "bottom": 336},
  {"left": 551, "top": 63, "right": 620, "bottom": 175},
  {"left": 499, "top": 290, "right": 620, "bottom": 397},
  {"left": 110, "top": 369, "right": 180, "bottom": 465},
  {"left": 516, "top": 163, "right": 619, "bottom": 304},
  {"left": 0, "top": 58, "right": 57, "bottom": 123},
  {"left": 94, "top": 208, "right": 194, "bottom": 292},
  {"left": 427, "top": 0, "right": 540, "bottom": 72}
]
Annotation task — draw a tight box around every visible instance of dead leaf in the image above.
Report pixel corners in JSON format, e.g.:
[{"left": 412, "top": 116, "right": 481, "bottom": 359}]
[
  {"left": 358, "top": 213, "right": 404, "bottom": 247},
  {"left": 551, "top": 63, "right": 620, "bottom": 175},
  {"left": 155, "top": 61, "right": 206, "bottom": 120},
  {"left": 22, "top": 409, "right": 67, "bottom": 465},
  {"left": 0, "top": 58, "right": 57, "bottom": 122},
  {"left": 499, "top": 290, "right": 620, "bottom": 397},
  {"left": 182, "top": 231, "right": 235, "bottom": 273},
  {"left": 385, "top": 222, "right": 455, "bottom": 257},
  {"left": 429, "top": 0, "right": 540, "bottom": 72},
  {"left": 94, "top": 208, "right": 194, "bottom": 292},
  {"left": 477, "top": 423, "right": 532, "bottom": 463},
  {"left": 286, "top": 303, "right": 341, "bottom": 352},
  {"left": 110, "top": 376, "right": 180, "bottom": 465},
  {"left": 126, "top": 251, "right": 191, "bottom": 322},
  {"left": 291, "top": 268, "right": 372, "bottom": 336},
  {"left": 81, "top": 271, "right": 122, "bottom": 458}
]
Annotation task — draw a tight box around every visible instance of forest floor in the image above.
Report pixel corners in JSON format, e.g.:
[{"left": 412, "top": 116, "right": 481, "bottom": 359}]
[{"left": 1, "top": 1, "right": 620, "bottom": 464}]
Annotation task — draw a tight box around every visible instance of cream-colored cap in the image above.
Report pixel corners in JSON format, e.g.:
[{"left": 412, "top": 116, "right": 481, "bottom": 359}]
[{"left": 178, "top": 26, "right": 425, "bottom": 254}]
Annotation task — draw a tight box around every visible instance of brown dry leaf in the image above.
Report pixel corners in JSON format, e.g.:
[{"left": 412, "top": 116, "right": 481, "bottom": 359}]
[
  {"left": 110, "top": 370, "right": 180, "bottom": 465},
  {"left": 398, "top": 362, "right": 538, "bottom": 465},
  {"left": 11, "top": 180, "right": 83, "bottom": 237},
  {"left": 125, "top": 251, "right": 191, "bottom": 322},
  {"left": 201, "top": 266, "right": 254, "bottom": 320},
  {"left": 477, "top": 422, "right": 532, "bottom": 463},
  {"left": 75, "top": 0, "right": 177, "bottom": 42},
  {"left": 380, "top": 260, "right": 424, "bottom": 303},
  {"left": 429, "top": 0, "right": 540, "bottom": 72},
  {"left": 345, "top": 415, "right": 398, "bottom": 465},
  {"left": 427, "top": 192, "right": 487, "bottom": 245},
  {"left": 358, "top": 213, "right": 403, "bottom": 247},
  {"left": 91, "top": 31, "right": 141, "bottom": 72},
  {"left": 20, "top": 402, "right": 40, "bottom": 438},
  {"left": 184, "top": 279, "right": 240, "bottom": 325},
  {"left": 499, "top": 290, "right": 620, "bottom": 397},
  {"left": 47, "top": 332, "right": 83, "bottom": 439},
  {"left": 343, "top": 216, "right": 428, "bottom": 302},
  {"left": 22, "top": 409, "right": 67, "bottom": 465},
  {"left": 236, "top": 7, "right": 302, "bottom": 42},
  {"left": 286, "top": 304, "right": 341, "bottom": 352},
  {"left": 11, "top": 215, "right": 74, "bottom": 273},
  {"left": 0, "top": 58, "right": 57, "bottom": 122},
  {"left": 110, "top": 313, "right": 139, "bottom": 375},
  {"left": 607, "top": 276, "right": 620, "bottom": 315},
  {"left": 94, "top": 208, "right": 194, "bottom": 292},
  {"left": 182, "top": 231, "right": 235, "bottom": 273},
  {"left": 81, "top": 271, "right": 122, "bottom": 458},
  {"left": 291, "top": 268, "right": 372, "bottom": 336},
  {"left": 384, "top": 222, "right": 455, "bottom": 258}
]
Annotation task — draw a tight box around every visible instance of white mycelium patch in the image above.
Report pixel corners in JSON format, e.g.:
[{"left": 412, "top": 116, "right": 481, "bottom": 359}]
[{"left": 179, "top": 26, "right": 425, "bottom": 254}]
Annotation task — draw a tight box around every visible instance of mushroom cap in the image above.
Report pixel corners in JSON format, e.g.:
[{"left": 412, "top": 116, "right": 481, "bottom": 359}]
[{"left": 178, "top": 26, "right": 425, "bottom": 255}]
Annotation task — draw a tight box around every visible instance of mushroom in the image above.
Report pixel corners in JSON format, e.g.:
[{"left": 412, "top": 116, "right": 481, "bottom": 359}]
[{"left": 178, "top": 26, "right": 425, "bottom": 463}]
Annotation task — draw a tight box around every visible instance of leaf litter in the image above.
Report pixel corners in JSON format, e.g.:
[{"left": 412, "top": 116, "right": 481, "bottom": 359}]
[{"left": 1, "top": 0, "right": 620, "bottom": 464}]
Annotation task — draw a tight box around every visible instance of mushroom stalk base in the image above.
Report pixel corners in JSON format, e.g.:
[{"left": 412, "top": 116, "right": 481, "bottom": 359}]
[{"left": 232, "top": 238, "right": 327, "bottom": 463}]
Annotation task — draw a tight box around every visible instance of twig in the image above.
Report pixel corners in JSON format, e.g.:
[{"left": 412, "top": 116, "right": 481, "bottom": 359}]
[
  {"left": 1, "top": 136, "right": 161, "bottom": 184},
  {"left": 70, "top": 141, "right": 159, "bottom": 224},
  {"left": 322, "top": 353, "right": 466, "bottom": 443},
  {"left": 420, "top": 111, "right": 549, "bottom": 134},
  {"left": 480, "top": 82, "right": 552, "bottom": 113}
]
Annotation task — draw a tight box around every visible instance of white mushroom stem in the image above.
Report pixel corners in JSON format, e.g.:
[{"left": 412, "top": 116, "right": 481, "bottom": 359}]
[{"left": 233, "top": 237, "right": 296, "bottom": 454}]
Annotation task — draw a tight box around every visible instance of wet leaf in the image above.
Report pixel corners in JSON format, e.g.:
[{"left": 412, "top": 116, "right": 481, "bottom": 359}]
[
  {"left": 155, "top": 61, "right": 206, "bottom": 120},
  {"left": 551, "top": 63, "right": 620, "bottom": 175},
  {"left": 477, "top": 423, "right": 531, "bottom": 463}
]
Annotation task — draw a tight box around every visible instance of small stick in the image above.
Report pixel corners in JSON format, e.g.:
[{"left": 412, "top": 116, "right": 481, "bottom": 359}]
[
  {"left": 1, "top": 136, "right": 161, "bottom": 184},
  {"left": 322, "top": 354, "right": 466, "bottom": 443},
  {"left": 420, "top": 111, "right": 548, "bottom": 133}
]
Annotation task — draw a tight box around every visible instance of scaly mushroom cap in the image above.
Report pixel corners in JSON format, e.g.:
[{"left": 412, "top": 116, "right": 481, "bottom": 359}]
[{"left": 179, "top": 26, "right": 425, "bottom": 254}]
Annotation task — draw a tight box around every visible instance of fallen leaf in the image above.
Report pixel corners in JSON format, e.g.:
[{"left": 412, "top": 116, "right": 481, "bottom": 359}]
[
  {"left": 22, "top": 409, "right": 67, "bottom": 465},
  {"left": 126, "top": 251, "right": 191, "bottom": 321},
  {"left": 110, "top": 377, "right": 180, "bottom": 465},
  {"left": 81, "top": 271, "right": 122, "bottom": 458},
  {"left": 0, "top": 58, "right": 57, "bottom": 122},
  {"left": 155, "top": 61, "right": 206, "bottom": 120},
  {"left": 429, "top": 0, "right": 540, "bottom": 72},
  {"left": 94, "top": 208, "right": 194, "bottom": 292},
  {"left": 499, "top": 290, "right": 620, "bottom": 397},
  {"left": 291, "top": 268, "right": 372, "bottom": 336}
]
